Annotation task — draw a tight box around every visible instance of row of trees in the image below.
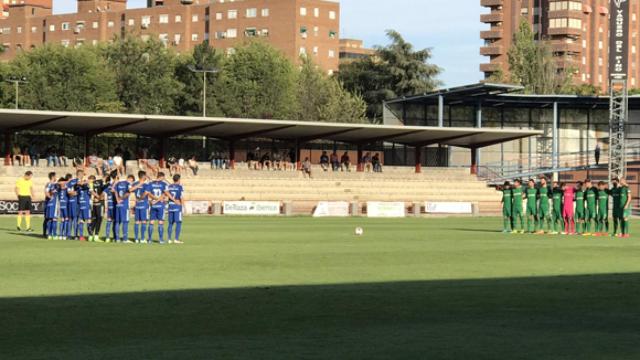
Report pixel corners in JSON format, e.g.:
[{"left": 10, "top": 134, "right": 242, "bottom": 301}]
[{"left": 0, "top": 36, "right": 368, "bottom": 122}]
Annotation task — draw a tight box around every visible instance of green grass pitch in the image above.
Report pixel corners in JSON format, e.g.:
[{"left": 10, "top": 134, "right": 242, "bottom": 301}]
[{"left": 2, "top": 216, "right": 640, "bottom": 359}]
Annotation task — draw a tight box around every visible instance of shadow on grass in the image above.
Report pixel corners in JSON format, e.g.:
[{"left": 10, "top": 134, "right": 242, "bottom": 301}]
[
  {"left": 2, "top": 274, "right": 640, "bottom": 360},
  {"left": 446, "top": 228, "right": 506, "bottom": 234}
]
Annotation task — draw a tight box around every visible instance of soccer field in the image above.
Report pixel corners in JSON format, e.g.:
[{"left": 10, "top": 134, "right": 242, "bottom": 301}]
[{"left": 2, "top": 216, "right": 640, "bottom": 359}]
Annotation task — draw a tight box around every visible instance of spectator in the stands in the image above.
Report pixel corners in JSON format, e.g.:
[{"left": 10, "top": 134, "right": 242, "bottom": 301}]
[
  {"left": 113, "top": 153, "right": 125, "bottom": 177},
  {"left": 12, "top": 145, "right": 22, "bottom": 166},
  {"left": 260, "top": 152, "right": 272, "bottom": 170},
  {"left": 58, "top": 149, "right": 68, "bottom": 167},
  {"left": 272, "top": 150, "right": 282, "bottom": 171},
  {"left": 302, "top": 157, "right": 312, "bottom": 178},
  {"left": 167, "top": 156, "right": 180, "bottom": 175},
  {"left": 330, "top": 151, "right": 340, "bottom": 171},
  {"left": 247, "top": 149, "right": 257, "bottom": 170},
  {"left": 188, "top": 155, "right": 199, "bottom": 176},
  {"left": 21, "top": 146, "right": 31, "bottom": 167},
  {"left": 288, "top": 148, "right": 297, "bottom": 170},
  {"left": 88, "top": 153, "right": 102, "bottom": 176},
  {"left": 340, "top": 152, "right": 351, "bottom": 172},
  {"left": 29, "top": 144, "right": 39, "bottom": 167},
  {"left": 282, "top": 149, "right": 293, "bottom": 171},
  {"left": 46, "top": 146, "right": 58, "bottom": 167},
  {"left": 363, "top": 152, "right": 373, "bottom": 172},
  {"left": 320, "top": 151, "right": 330, "bottom": 171},
  {"left": 373, "top": 153, "right": 383, "bottom": 173}
]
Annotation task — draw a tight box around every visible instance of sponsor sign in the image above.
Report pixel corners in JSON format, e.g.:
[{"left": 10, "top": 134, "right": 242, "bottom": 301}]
[
  {"left": 223, "top": 201, "right": 280, "bottom": 216},
  {"left": 367, "top": 202, "right": 405, "bottom": 218},
  {"left": 609, "top": 0, "right": 630, "bottom": 80},
  {"left": 313, "top": 201, "right": 350, "bottom": 217},
  {"left": 425, "top": 202, "right": 473, "bottom": 214},
  {"left": 185, "top": 201, "right": 210, "bottom": 215},
  {"left": 0, "top": 200, "right": 45, "bottom": 215}
]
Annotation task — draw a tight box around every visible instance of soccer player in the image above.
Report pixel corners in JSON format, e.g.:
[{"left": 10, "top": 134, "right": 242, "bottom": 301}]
[
  {"left": 66, "top": 171, "right": 82, "bottom": 240},
  {"left": 562, "top": 183, "right": 576, "bottom": 235},
  {"left": 167, "top": 174, "right": 185, "bottom": 244},
  {"left": 500, "top": 181, "right": 512, "bottom": 233},
  {"left": 583, "top": 179, "right": 598, "bottom": 236},
  {"left": 87, "top": 175, "right": 103, "bottom": 241},
  {"left": 536, "top": 177, "right": 552, "bottom": 234},
  {"left": 610, "top": 178, "right": 622, "bottom": 237},
  {"left": 132, "top": 171, "right": 151, "bottom": 244},
  {"left": 525, "top": 179, "right": 538, "bottom": 234},
  {"left": 56, "top": 177, "right": 70, "bottom": 240},
  {"left": 103, "top": 174, "right": 116, "bottom": 242},
  {"left": 77, "top": 177, "right": 92, "bottom": 241},
  {"left": 574, "top": 181, "right": 585, "bottom": 235},
  {"left": 510, "top": 179, "right": 524, "bottom": 234},
  {"left": 551, "top": 181, "right": 564, "bottom": 235},
  {"left": 596, "top": 181, "right": 610, "bottom": 237},
  {"left": 148, "top": 172, "right": 168, "bottom": 244},
  {"left": 44, "top": 172, "right": 58, "bottom": 239},
  {"left": 114, "top": 174, "right": 134, "bottom": 243},
  {"left": 42, "top": 172, "right": 58, "bottom": 240},
  {"left": 15, "top": 171, "right": 34, "bottom": 232},
  {"left": 619, "top": 178, "right": 632, "bottom": 238}
]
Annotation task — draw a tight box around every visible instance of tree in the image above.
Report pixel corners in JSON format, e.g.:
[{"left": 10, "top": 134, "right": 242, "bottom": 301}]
[
  {"left": 338, "top": 30, "right": 441, "bottom": 121},
  {"left": 101, "top": 35, "right": 183, "bottom": 114},
  {"left": 216, "top": 41, "right": 297, "bottom": 119},
  {"left": 175, "top": 42, "right": 224, "bottom": 117},
  {"left": 507, "top": 19, "right": 572, "bottom": 94},
  {"left": 5, "top": 44, "right": 121, "bottom": 112},
  {"left": 296, "top": 58, "right": 367, "bottom": 123}
]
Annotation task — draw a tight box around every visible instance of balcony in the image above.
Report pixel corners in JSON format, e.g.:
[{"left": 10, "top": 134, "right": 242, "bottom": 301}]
[
  {"left": 480, "top": 45, "right": 503, "bottom": 56},
  {"left": 548, "top": 10, "right": 583, "bottom": 19},
  {"left": 548, "top": 27, "right": 582, "bottom": 37},
  {"left": 480, "top": 12, "right": 503, "bottom": 23},
  {"left": 480, "top": 63, "right": 502, "bottom": 72},
  {"left": 480, "top": 29, "right": 503, "bottom": 40},
  {"left": 556, "top": 56, "right": 580, "bottom": 70},
  {"left": 549, "top": 41, "right": 582, "bottom": 54},
  {"left": 480, "top": 0, "right": 503, "bottom": 7}
]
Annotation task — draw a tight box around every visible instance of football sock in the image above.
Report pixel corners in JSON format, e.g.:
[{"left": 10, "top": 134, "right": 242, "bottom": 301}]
[
  {"left": 158, "top": 224, "right": 164, "bottom": 243},
  {"left": 168, "top": 222, "right": 174, "bottom": 240},
  {"left": 141, "top": 223, "right": 147, "bottom": 240},
  {"left": 123, "top": 222, "right": 129, "bottom": 241},
  {"left": 105, "top": 220, "right": 112, "bottom": 238},
  {"left": 134, "top": 223, "right": 139, "bottom": 241},
  {"left": 175, "top": 223, "right": 182, "bottom": 241},
  {"left": 16, "top": 215, "right": 22, "bottom": 229},
  {"left": 25, "top": 215, "right": 31, "bottom": 230},
  {"left": 148, "top": 224, "right": 154, "bottom": 242}
]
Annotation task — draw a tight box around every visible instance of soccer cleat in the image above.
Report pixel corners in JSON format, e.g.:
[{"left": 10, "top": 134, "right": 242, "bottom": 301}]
[
  {"left": 25, "top": 228, "right": 34, "bottom": 233},
  {"left": 583, "top": 233, "right": 591, "bottom": 237},
  {"left": 174, "top": 240, "right": 184, "bottom": 244},
  {"left": 125, "top": 240, "right": 134, "bottom": 244},
  {"left": 16, "top": 227, "right": 21, "bottom": 232},
  {"left": 105, "top": 238, "right": 111, "bottom": 243},
  {"left": 168, "top": 240, "right": 173, "bottom": 244},
  {"left": 79, "top": 237, "right": 86, "bottom": 242},
  {"left": 511, "top": 230, "right": 519, "bottom": 234}
]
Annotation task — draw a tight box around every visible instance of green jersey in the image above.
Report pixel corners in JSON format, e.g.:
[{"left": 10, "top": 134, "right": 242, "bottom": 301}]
[
  {"left": 538, "top": 185, "right": 551, "bottom": 206},
  {"left": 575, "top": 190, "right": 585, "bottom": 213},
  {"left": 512, "top": 187, "right": 523, "bottom": 206},
  {"left": 585, "top": 187, "right": 597, "bottom": 209},
  {"left": 525, "top": 187, "right": 538, "bottom": 206},
  {"left": 611, "top": 186, "right": 621, "bottom": 209},
  {"left": 502, "top": 189, "right": 512, "bottom": 210},
  {"left": 620, "top": 186, "right": 630, "bottom": 210},
  {"left": 552, "top": 188, "right": 563, "bottom": 210},
  {"left": 597, "top": 189, "right": 609, "bottom": 213}
]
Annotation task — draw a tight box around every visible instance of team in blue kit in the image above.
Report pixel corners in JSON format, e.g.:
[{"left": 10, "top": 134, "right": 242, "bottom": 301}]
[{"left": 43, "top": 169, "right": 186, "bottom": 245}]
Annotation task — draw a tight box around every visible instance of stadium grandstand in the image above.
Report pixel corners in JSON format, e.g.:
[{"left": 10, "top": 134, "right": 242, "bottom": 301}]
[{"left": 0, "top": 104, "right": 540, "bottom": 216}]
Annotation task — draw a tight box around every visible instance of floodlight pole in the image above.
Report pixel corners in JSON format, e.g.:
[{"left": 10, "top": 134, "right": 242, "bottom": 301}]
[
  {"left": 188, "top": 65, "right": 219, "bottom": 118},
  {"left": 6, "top": 77, "right": 28, "bottom": 109}
]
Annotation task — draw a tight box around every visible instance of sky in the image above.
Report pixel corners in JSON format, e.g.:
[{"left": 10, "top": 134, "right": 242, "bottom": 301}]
[{"left": 53, "top": 0, "right": 483, "bottom": 87}]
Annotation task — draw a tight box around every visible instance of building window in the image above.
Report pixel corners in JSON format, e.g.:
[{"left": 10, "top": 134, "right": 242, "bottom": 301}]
[
  {"left": 108, "top": 21, "right": 115, "bottom": 28},
  {"left": 246, "top": 8, "right": 257, "bottom": 18},
  {"left": 313, "top": 26, "right": 319, "bottom": 36},
  {"left": 228, "top": 10, "right": 237, "bottom": 19},
  {"left": 227, "top": 28, "right": 238, "bottom": 38},
  {"left": 329, "top": 11, "right": 336, "bottom": 20},
  {"left": 142, "top": 16, "right": 151, "bottom": 28},
  {"left": 31, "top": 26, "right": 37, "bottom": 33},
  {"left": 92, "top": 21, "right": 99, "bottom": 29},
  {"left": 61, "top": 22, "right": 69, "bottom": 31},
  {"left": 262, "top": 8, "right": 269, "bottom": 17},
  {"left": 216, "top": 12, "right": 223, "bottom": 20},
  {"left": 61, "top": 39, "right": 70, "bottom": 47},
  {"left": 328, "top": 50, "right": 335, "bottom": 58},
  {"left": 300, "top": 47, "right": 307, "bottom": 55},
  {"left": 313, "top": 46, "right": 318, "bottom": 55},
  {"left": 300, "top": 7, "right": 307, "bottom": 16},
  {"left": 192, "top": 15, "right": 199, "bottom": 22},
  {"left": 329, "top": 30, "right": 337, "bottom": 39},
  {"left": 300, "top": 26, "right": 308, "bottom": 38},
  {"left": 128, "top": 19, "right": 135, "bottom": 26},
  {"left": 245, "top": 27, "right": 257, "bottom": 37},
  {"left": 16, "top": 26, "right": 22, "bottom": 34},
  {"left": 49, "top": 25, "right": 55, "bottom": 32},
  {"left": 314, "top": 8, "right": 319, "bottom": 17},
  {"left": 192, "top": 33, "right": 199, "bottom": 41},
  {"left": 227, "top": 48, "right": 235, "bottom": 55},
  {"left": 174, "top": 34, "right": 182, "bottom": 45},
  {"left": 159, "top": 33, "right": 169, "bottom": 46},
  {"left": 175, "top": 15, "right": 182, "bottom": 23},
  {"left": 159, "top": 14, "right": 169, "bottom": 24}
]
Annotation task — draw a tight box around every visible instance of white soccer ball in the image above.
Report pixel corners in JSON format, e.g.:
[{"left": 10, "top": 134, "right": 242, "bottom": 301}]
[{"left": 354, "top": 227, "right": 364, "bottom": 236}]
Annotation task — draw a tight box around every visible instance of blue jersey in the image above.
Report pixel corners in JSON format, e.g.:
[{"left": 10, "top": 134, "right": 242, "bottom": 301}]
[
  {"left": 45, "top": 182, "right": 57, "bottom": 207},
  {"left": 78, "top": 183, "right": 91, "bottom": 207},
  {"left": 114, "top": 181, "right": 131, "bottom": 207},
  {"left": 57, "top": 184, "right": 69, "bottom": 206},
  {"left": 104, "top": 185, "right": 116, "bottom": 209},
  {"left": 148, "top": 181, "right": 168, "bottom": 209},
  {"left": 66, "top": 178, "right": 79, "bottom": 200},
  {"left": 133, "top": 181, "right": 150, "bottom": 209},
  {"left": 167, "top": 184, "right": 184, "bottom": 212}
]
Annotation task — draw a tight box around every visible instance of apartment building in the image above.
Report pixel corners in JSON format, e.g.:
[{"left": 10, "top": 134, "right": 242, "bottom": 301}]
[
  {"left": 0, "top": 0, "right": 341, "bottom": 74},
  {"left": 480, "top": 0, "right": 640, "bottom": 89},
  {"left": 338, "top": 38, "right": 374, "bottom": 63}
]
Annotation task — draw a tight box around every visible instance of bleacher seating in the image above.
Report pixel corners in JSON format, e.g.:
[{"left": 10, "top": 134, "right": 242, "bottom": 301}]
[{"left": 0, "top": 163, "right": 502, "bottom": 215}]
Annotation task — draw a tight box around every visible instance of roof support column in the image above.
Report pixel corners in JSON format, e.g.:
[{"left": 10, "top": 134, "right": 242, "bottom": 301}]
[
  {"left": 4, "top": 132, "right": 12, "bottom": 166},
  {"left": 357, "top": 144, "right": 364, "bottom": 172},
  {"left": 228, "top": 140, "right": 236, "bottom": 170},
  {"left": 295, "top": 139, "right": 302, "bottom": 170},
  {"left": 159, "top": 137, "right": 167, "bottom": 169},
  {"left": 475, "top": 101, "right": 482, "bottom": 168},
  {"left": 415, "top": 145, "right": 422, "bottom": 174},
  {"left": 84, "top": 134, "right": 91, "bottom": 167},
  {"left": 438, "top": 95, "right": 444, "bottom": 127},
  {"left": 471, "top": 148, "right": 478, "bottom": 176},
  {"left": 552, "top": 101, "right": 559, "bottom": 181}
]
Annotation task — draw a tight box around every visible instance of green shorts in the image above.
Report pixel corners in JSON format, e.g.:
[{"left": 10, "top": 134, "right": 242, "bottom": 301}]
[
  {"left": 575, "top": 211, "right": 585, "bottom": 220},
  {"left": 526, "top": 206, "right": 537, "bottom": 217},
  {"left": 585, "top": 207, "right": 597, "bottom": 220},
  {"left": 503, "top": 207, "right": 512, "bottom": 217},
  {"left": 623, "top": 208, "right": 631, "bottom": 219}
]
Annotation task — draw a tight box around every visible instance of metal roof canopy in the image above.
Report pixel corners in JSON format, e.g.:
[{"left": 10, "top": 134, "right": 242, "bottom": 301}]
[
  {"left": 0, "top": 109, "right": 540, "bottom": 149},
  {"left": 385, "top": 82, "right": 640, "bottom": 110}
]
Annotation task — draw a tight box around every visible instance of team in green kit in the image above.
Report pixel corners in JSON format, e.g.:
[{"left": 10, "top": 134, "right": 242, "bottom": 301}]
[{"left": 500, "top": 177, "right": 632, "bottom": 237}]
